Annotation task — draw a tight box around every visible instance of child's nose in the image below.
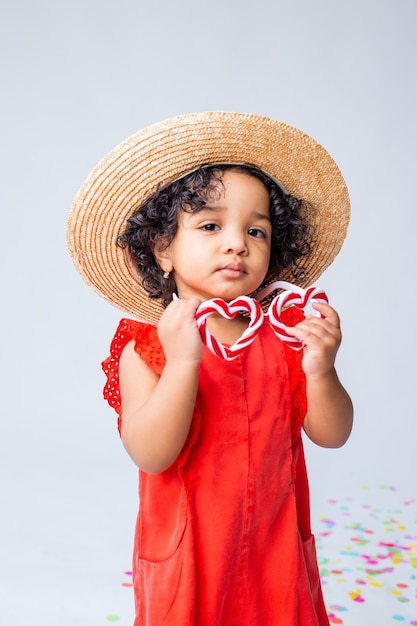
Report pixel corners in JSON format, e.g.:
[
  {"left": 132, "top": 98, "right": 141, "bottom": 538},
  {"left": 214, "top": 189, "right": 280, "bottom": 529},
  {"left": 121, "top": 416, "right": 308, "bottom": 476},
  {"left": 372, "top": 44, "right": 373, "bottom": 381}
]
[{"left": 222, "top": 230, "right": 248, "bottom": 254}]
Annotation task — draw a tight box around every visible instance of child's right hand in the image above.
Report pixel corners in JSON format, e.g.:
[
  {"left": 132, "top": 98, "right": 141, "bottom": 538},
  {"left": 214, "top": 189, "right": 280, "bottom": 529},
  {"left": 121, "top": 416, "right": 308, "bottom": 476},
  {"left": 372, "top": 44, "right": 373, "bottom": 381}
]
[{"left": 157, "top": 297, "right": 203, "bottom": 364}]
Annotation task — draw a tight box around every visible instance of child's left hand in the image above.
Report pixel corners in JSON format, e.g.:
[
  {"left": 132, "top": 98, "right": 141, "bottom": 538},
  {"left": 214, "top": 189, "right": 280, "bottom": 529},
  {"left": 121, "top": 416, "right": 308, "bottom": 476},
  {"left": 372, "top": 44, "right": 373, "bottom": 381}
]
[{"left": 286, "top": 301, "right": 342, "bottom": 379}]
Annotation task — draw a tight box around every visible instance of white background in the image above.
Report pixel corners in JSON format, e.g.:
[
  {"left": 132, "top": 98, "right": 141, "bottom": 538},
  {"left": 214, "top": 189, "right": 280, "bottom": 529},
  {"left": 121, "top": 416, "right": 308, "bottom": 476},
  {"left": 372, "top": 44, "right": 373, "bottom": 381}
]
[{"left": 1, "top": 1, "right": 416, "bottom": 623}]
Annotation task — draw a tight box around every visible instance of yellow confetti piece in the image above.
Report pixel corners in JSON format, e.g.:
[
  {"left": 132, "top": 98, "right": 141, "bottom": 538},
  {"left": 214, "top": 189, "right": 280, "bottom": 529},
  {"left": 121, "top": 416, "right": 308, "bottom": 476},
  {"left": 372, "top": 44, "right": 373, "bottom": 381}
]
[
  {"left": 368, "top": 580, "right": 382, "bottom": 588},
  {"left": 390, "top": 589, "right": 402, "bottom": 596}
]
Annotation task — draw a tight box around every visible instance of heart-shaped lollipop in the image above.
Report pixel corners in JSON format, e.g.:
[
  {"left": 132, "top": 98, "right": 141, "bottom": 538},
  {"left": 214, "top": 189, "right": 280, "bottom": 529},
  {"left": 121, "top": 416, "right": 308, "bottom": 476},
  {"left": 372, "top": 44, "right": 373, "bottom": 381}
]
[
  {"left": 195, "top": 295, "right": 264, "bottom": 360},
  {"left": 192, "top": 282, "right": 328, "bottom": 359},
  {"left": 267, "top": 285, "right": 328, "bottom": 350}
]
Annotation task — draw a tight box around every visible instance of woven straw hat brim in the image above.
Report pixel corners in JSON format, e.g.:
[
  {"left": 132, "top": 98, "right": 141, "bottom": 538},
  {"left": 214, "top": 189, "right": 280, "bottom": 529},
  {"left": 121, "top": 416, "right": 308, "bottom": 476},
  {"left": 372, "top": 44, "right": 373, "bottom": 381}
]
[{"left": 67, "top": 111, "right": 350, "bottom": 324}]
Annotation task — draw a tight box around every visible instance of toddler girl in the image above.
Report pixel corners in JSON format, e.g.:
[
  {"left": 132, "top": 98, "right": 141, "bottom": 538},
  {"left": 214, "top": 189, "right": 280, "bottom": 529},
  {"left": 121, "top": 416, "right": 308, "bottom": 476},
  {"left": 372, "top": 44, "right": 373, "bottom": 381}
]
[{"left": 68, "top": 112, "right": 353, "bottom": 626}]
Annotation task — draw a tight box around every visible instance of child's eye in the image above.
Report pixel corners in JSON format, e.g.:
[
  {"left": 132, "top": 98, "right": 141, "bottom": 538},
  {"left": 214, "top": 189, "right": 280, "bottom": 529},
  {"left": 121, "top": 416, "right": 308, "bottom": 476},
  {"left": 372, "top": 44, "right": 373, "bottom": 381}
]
[
  {"left": 200, "top": 223, "right": 220, "bottom": 232},
  {"left": 248, "top": 228, "right": 266, "bottom": 238}
]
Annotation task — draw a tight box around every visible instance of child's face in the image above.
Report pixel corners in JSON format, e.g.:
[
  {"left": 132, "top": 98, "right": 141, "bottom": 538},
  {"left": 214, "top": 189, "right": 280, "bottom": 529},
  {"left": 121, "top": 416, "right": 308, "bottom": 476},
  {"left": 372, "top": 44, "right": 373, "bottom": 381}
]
[{"left": 158, "top": 170, "right": 272, "bottom": 302}]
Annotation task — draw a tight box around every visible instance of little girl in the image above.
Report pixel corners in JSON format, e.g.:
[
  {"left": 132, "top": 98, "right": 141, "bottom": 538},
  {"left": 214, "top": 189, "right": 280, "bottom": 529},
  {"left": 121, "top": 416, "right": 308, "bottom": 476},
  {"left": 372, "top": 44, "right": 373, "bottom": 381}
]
[{"left": 67, "top": 112, "right": 353, "bottom": 626}]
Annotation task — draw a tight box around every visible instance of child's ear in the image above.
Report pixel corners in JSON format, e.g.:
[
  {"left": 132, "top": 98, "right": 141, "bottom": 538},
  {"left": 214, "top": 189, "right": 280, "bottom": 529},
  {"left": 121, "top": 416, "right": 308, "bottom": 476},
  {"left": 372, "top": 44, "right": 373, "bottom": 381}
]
[{"left": 153, "top": 237, "right": 173, "bottom": 273}]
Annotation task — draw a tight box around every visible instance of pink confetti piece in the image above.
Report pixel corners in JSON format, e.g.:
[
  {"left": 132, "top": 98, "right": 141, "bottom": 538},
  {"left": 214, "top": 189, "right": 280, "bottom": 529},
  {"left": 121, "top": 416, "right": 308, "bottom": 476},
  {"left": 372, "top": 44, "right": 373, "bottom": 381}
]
[{"left": 379, "top": 542, "right": 411, "bottom": 551}]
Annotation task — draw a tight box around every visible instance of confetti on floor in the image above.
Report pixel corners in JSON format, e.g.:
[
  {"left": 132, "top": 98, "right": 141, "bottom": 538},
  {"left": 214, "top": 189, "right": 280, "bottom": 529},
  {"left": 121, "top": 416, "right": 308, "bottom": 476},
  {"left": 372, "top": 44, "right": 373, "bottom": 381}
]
[
  {"left": 121, "top": 570, "right": 133, "bottom": 588},
  {"left": 312, "top": 483, "right": 417, "bottom": 624},
  {"left": 113, "top": 484, "right": 416, "bottom": 625}
]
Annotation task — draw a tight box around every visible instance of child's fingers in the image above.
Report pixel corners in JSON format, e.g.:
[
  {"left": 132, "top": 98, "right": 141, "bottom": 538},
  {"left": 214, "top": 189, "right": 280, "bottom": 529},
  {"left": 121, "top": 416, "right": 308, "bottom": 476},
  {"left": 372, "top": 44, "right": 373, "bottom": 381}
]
[
  {"left": 311, "top": 301, "right": 341, "bottom": 328},
  {"left": 285, "top": 307, "right": 342, "bottom": 348},
  {"left": 286, "top": 305, "right": 342, "bottom": 378},
  {"left": 157, "top": 297, "right": 203, "bottom": 362},
  {"left": 288, "top": 317, "right": 341, "bottom": 346}
]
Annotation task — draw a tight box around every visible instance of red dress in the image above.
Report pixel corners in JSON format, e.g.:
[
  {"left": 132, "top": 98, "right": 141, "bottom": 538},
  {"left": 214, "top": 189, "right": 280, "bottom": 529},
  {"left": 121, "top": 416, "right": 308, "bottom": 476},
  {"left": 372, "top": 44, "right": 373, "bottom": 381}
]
[{"left": 102, "top": 313, "right": 330, "bottom": 626}]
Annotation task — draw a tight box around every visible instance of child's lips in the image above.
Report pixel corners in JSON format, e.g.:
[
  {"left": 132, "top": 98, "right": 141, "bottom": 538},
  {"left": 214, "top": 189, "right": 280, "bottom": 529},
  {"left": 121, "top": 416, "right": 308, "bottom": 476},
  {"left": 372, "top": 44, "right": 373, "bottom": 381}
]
[{"left": 218, "top": 263, "right": 246, "bottom": 278}]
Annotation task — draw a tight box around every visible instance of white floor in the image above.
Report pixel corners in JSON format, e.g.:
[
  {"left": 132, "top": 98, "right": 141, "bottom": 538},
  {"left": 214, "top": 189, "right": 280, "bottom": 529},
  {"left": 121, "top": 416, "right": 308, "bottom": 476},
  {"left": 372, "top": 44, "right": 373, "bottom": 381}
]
[{"left": 1, "top": 442, "right": 137, "bottom": 625}]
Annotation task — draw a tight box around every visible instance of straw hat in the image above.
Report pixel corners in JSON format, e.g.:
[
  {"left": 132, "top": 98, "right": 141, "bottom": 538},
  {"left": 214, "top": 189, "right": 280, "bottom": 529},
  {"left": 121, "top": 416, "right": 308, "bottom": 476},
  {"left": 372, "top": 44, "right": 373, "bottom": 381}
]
[{"left": 67, "top": 111, "right": 350, "bottom": 324}]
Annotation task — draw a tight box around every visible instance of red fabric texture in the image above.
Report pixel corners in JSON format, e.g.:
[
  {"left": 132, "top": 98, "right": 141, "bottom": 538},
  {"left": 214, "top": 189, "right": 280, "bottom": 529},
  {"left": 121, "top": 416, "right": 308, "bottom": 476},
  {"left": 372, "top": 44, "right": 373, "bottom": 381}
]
[{"left": 102, "top": 312, "right": 330, "bottom": 626}]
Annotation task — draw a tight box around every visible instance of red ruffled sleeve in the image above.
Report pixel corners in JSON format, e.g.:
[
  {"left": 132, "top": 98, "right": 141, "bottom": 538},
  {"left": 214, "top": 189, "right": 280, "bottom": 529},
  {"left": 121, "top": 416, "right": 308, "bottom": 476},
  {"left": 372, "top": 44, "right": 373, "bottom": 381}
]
[
  {"left": 280, "top": 307, "right": 307, "bottom": 442},
  {"left": 101, "top": 318, "right": 165, "bottom": 434}
]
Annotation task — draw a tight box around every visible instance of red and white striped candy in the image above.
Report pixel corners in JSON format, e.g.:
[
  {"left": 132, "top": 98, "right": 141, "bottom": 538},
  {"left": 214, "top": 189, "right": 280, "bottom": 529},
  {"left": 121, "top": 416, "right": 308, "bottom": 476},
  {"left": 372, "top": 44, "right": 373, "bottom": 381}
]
[
  {"left": 193, "top": 283, "right": 328, "bottom": 359},
  {"left": 195, "top": 296, "right": 264, "bottom": 360},
  {"left": 267, "top": 285, "right": 328, "bottom": 350}
]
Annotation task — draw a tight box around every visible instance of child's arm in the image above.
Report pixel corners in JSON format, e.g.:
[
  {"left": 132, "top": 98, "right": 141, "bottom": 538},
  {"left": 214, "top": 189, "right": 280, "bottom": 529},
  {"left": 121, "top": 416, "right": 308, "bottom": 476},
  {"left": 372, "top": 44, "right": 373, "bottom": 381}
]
[
  {"left": 118, "top": 297, "right": 202, "bottom": 473},
  {"left": 287, "top": 301, "right": 354, "bottom": 448}
]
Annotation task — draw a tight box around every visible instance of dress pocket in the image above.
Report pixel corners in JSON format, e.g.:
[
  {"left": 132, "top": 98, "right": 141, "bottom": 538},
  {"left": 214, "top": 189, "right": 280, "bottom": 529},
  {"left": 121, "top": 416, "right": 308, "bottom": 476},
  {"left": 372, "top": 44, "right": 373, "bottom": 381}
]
[
  {"left": 135, "top": 519, "right": 195, "bottom": 626},
  {"left": 137, "top": 470, "right": 188, "bottom": 563},
  {"left": 302, "top": 533, "right": 329, "bottom": 625},
  {"left": 302, "top": 533, "right": 321, "bottom": 588}
]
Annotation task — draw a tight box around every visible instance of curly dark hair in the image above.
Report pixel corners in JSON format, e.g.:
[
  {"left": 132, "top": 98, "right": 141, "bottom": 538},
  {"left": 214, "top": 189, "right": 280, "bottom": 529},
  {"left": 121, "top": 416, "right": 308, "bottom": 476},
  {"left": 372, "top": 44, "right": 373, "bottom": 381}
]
[{"left": 117, "top": 164, "right": 313, "bottom": 306}]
